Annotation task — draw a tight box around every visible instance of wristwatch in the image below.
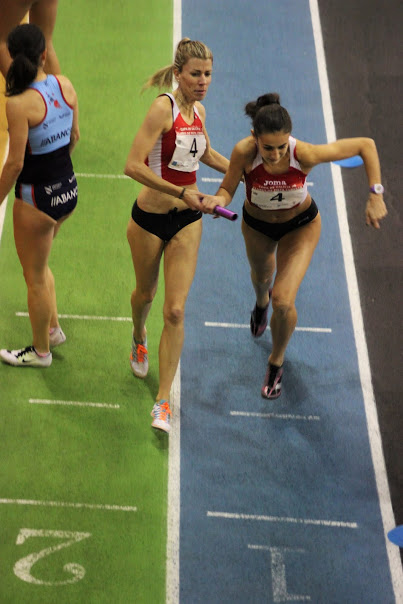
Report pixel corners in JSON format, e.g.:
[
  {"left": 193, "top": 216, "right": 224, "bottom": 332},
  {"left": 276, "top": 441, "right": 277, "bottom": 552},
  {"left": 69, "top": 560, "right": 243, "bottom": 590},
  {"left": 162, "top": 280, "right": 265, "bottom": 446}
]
[{"left": 370, "top": 183, "right": 384, "bottom": 194}]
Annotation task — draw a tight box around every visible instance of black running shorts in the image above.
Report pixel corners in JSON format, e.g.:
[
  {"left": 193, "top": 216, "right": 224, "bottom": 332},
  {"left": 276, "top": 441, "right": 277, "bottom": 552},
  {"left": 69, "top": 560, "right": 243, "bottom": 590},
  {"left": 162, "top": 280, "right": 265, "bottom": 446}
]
[
  {"left": 242, "top": 199, "right": 319, "bottom": 241},
  {"left": 131, "top": 200, "right": 202, "bottom": 242}
]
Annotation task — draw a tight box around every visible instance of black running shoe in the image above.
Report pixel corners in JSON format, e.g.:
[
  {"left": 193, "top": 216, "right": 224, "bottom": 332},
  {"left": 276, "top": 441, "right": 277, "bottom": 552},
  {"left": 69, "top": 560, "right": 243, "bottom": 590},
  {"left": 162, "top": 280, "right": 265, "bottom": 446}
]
[
  {"left": 250, "top": 303, "right": 269, "bottom": 337},
  {"left": 261, "top": 363, "right": 283, "bottom": 399},
  {"left": 250, "top": 289, "right": 272, "bottom": 337}
]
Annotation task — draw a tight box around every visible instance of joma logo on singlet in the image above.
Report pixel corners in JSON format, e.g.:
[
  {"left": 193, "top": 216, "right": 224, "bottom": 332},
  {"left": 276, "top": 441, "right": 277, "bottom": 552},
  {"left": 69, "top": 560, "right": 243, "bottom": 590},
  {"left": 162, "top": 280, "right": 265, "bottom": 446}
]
[
  {"left": 51, "top": 186, "right": 77, "bottom": 206},
  {"left": 263, "top": 180, "right": 287, "bottom": 186},
  {"left": 40, "top": 128, "right": 71, "bottom": 147}
]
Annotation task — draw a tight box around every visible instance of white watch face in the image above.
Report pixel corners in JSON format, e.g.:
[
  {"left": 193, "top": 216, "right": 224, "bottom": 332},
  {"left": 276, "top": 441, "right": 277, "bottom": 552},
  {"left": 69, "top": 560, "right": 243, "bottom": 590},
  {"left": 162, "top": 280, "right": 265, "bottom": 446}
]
[{"left": 372, "top": 184, "right": 384, "bottom": 194}]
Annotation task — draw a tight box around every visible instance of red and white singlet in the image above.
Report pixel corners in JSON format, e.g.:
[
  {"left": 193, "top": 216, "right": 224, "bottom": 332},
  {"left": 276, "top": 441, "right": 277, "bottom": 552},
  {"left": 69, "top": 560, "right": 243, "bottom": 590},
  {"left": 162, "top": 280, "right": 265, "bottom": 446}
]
[
  {"left": 146, "top": 93, "right": 207, "bottom": 186},
  {"left": 244, "top": 136, "right": 308, "bottom": 211}
]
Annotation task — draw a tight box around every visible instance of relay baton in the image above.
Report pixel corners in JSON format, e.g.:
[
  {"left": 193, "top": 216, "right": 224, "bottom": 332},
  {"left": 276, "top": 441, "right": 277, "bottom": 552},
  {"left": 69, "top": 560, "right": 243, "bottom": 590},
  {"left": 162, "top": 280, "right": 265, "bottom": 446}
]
[{"left": 214, "top": 205, "right": 238, "bottom": 221}]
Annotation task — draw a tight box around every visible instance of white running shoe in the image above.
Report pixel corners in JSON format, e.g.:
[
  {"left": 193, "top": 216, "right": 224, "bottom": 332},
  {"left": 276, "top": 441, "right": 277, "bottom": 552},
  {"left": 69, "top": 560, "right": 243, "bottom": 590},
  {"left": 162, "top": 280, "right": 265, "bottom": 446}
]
[
  {"left": 49, "top": 326, "right": 66, "bottom": 348},
  {"left": 130, "top": 335, "right": 148, "bottom": 378},
  {"left": 0, "top": 345, "right": 52, "bottom": 367},
  {"left": 151, "top": 400, "right": 171, "bottom": 433}
]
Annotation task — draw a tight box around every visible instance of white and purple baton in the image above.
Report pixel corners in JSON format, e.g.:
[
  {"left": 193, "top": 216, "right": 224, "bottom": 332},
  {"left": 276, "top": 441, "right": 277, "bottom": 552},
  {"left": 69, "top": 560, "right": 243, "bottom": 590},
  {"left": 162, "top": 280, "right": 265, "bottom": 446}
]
[{"left": 214, "top": 205, "right": 238, "bottom": 221}]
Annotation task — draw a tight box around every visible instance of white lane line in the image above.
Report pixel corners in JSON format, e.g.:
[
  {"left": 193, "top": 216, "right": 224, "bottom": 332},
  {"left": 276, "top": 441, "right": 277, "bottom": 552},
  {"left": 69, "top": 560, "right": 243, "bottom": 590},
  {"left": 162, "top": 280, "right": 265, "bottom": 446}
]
[
  {"left": 310, "top": 0, "right": 403, "bottom": 595},
  {"left": 230, "top": 411, "right": 320, "bottom": 421},
  {"left": 75, "top": 172, "right": 130, "bottom": 179},
  {"left": 167, "top": 361, "right": 181, "bottom": 604},
  {"left": 16, "top": 311, "right": 131, "bottom": 322},
  {"left": 205, "top": 321, "right": 332, "bottom": 333},
  {"left": 248, "top": 544, "right": 305, "bottom": 552},
  {"left": 29, "top": 398, "right": 120, "bottom": 409},
  {"left": 207, "top": 511, "right": 358, "bottom": 529},
  {"left": 16, "top": 312, "right": 332, "bottom": 333},
  {"left": 0, "top": 498, "right": 137, "bottom": 512},
  {"left": 166, "top": 7, "right": 181, "bottom": 604}
]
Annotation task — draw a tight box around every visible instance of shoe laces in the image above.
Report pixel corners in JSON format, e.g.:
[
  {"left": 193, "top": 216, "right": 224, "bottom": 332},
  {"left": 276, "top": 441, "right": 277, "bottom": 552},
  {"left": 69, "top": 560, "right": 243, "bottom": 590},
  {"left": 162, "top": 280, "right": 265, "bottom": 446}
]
[
  {"left": 16, "top": 346, "right": 35, "bottom": 358},
  {"left": 133, "top": 343, "right": 147, "bottom": 363},
  {"left": 155, "top": 401, "right": 171, "bottom": 420}
]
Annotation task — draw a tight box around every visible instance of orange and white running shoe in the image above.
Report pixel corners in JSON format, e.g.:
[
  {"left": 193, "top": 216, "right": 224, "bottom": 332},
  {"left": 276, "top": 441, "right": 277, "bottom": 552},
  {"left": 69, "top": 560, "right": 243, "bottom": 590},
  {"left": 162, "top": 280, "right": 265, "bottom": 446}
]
[
  {"left": 130, "top": 334, "right": 148, "bottom": 378},
  {"left": 151, "top": 400, "right": 171, "bottom": 433}
]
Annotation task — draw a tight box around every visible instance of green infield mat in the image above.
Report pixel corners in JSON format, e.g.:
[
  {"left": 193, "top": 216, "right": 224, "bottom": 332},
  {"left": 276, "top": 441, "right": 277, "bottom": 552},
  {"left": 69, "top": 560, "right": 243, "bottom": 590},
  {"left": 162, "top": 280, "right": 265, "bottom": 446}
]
[{"left": 0, "top": 2, "right": 174, "bottom": 602}]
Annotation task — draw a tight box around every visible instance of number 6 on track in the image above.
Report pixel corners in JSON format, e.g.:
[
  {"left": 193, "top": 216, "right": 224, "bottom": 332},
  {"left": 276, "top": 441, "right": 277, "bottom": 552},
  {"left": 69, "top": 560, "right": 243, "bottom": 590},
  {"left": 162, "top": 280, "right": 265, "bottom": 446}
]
[{"left": 14, "top": 528, "right": 91, "bottom": 585}]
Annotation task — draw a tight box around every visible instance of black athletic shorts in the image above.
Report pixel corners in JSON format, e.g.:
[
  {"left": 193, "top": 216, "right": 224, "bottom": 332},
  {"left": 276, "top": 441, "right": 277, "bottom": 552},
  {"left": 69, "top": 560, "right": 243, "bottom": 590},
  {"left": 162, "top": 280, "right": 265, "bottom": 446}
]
[
  {"left": 15, "top": 172, "right": 78, "bottom": 221},
  {"left": 242, "top": 199, "right": 319, "bottom": 241},
  {"left": 131, "top": 200, "right": 202, "bottom": 242}
]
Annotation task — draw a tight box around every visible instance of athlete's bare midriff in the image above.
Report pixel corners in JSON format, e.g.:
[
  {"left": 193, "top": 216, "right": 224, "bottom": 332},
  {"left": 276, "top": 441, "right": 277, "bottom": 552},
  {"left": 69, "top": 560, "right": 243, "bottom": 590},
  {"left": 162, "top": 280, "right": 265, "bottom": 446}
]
[
  {"left": 137, "top": 182, "right": 200, "bottom": 214},
  {"left": 244, "top": 193, "right": 313, "bottom": 224}
]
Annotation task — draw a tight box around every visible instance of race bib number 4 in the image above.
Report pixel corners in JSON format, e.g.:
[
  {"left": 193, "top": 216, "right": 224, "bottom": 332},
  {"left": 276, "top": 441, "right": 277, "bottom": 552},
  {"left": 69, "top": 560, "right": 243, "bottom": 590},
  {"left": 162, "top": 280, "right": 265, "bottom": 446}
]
[
  {"left": 251, "top": 186, "right": 303, "bottom": 210},
  {"left": 168, "top": 133, "right": 206, "bottom": 172}
]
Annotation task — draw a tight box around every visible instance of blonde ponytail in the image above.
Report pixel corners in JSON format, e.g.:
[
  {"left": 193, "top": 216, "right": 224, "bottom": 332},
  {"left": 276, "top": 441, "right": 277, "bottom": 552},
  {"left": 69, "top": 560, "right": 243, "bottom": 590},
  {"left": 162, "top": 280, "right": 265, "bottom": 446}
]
[{"left": 142, "top": 37, "right": 213, "bottom": 91}]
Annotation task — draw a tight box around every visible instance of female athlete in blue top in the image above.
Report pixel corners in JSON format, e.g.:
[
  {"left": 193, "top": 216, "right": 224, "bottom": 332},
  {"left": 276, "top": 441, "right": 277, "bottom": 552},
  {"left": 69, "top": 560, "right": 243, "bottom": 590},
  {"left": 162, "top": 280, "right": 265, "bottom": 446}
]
[{"left": 0, "top": 24, "right": 79, "bottom": 368}]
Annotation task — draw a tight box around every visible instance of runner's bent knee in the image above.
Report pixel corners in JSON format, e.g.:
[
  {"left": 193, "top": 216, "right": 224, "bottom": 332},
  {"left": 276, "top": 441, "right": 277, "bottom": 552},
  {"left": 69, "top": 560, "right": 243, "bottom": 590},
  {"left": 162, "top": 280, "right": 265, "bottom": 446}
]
[{"left": 133, "top": 288, "right": 156, "bottom": 306}]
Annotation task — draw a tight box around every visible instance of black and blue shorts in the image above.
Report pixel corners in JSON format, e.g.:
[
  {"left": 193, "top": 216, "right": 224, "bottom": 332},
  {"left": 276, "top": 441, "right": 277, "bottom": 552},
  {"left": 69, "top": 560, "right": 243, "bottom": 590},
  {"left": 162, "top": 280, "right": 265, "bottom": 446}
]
[
  {"left": 15, "top": 172, "right": 78, "bottom": 221},
  {"left": 242, "top": 199, "right": 319, "bottom": 241},
  {"left": 131, "top": 200, "right": 202, "bottom": 242}
]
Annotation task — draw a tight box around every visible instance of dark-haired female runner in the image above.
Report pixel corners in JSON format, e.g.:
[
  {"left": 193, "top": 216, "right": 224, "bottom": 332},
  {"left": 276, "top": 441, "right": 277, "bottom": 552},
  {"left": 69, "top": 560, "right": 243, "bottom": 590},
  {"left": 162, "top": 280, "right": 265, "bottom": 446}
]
[
  {"left": 202, "top": 92, "right": 387, "bottom": 399},
  {"left": 0, "top": 24, "right": 79, "bottom": 367}
]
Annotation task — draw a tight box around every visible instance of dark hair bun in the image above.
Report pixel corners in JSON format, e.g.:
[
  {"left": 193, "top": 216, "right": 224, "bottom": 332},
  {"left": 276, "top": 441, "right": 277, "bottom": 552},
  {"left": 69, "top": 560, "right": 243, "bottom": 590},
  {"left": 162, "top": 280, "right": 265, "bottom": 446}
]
[
  {"left": 245, "top": 92, "right": 281, "bottom": 119},
  {"left": 244, "top": 92, "right": 292, "bottom": 134},
  {"left": 256, "top": 93, "right": 280, "bottom": 108}
]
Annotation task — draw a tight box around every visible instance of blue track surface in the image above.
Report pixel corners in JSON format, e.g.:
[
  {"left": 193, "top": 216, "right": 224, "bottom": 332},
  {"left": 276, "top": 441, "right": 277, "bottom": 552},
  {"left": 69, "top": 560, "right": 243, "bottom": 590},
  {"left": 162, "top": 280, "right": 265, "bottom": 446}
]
[{"left": 179, "top": 1, "right": 397, "bottom": 602}]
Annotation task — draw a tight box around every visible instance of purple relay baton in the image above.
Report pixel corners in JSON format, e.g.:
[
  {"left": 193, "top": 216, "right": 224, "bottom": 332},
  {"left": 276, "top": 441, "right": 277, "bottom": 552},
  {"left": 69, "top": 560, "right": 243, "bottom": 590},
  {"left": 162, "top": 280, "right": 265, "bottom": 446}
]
[{"left": 214, "top": 205, "right": 238, "bottom": 221}]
